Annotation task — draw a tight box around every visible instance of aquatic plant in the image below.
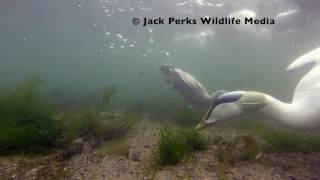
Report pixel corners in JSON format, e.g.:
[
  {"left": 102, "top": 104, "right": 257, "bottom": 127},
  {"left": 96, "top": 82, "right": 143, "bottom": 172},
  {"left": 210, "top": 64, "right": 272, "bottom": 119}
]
[
  {"left": 99, "top": 85, "right": 118, "bottom": 112},
  {"left": 61, "top": 110, "right": 139, "bottom": 143},
  {"left": 153, "top": 129, "right": 187, "bottom": 166},
  {"left": 153, "top": 128, "right": 208, "bottom": 166},
  {"left": 178, "top": 128, "right": 208, "bottom": 151},
  {"left": 230, "top": 118, "right": 320, "bottom": 152},
  {"left": 0, "top": 78, "right": 64, "bottom": 154},
  {"left": 85, "top": 114, "right": 133, "bottom": 140},
  {"left": 215, "top": 136, "right": 259, "bottom": 180},
  {"left": 258, "top": 128, "right": 320, "bottom": 152},
  {"left": 217, "top": 135, "right": 259, "bottom": 163},
  {"left": 234, "top": 136, "right": 260, "bottom": 161}
]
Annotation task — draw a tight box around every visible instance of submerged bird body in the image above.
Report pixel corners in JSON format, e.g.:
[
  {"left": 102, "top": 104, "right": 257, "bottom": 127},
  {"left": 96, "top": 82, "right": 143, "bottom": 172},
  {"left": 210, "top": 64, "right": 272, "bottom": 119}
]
[
  {"left": 197, "top": 47, "right": 320, "bottom": 130},
  {"left": 170, "top": 68, "right": 212, "bottom": 107},
  {"left": 258, "top": 94, "right": 315, "bottom": 128},
  {"left": 160, "top": 63, "right": 225, "bottom": 108}
]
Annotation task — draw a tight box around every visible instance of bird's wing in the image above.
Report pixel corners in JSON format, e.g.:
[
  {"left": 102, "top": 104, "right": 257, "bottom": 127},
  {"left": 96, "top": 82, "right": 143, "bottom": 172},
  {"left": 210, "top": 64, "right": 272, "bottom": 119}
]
[
  {"left": 287, "top": 47, "right": 320, "bottom": 103},
  {"left": 174, "top": 68, "right": 209, "bottom": 95}
]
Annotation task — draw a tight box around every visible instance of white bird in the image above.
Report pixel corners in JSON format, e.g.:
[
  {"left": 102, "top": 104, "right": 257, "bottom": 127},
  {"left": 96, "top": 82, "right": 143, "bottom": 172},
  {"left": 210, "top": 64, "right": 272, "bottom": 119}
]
[
  {"left": 160, "top": 63, "right": 226, "bottom": 108},
  {"left": 196, "top": 47, "right": 320, "bottom": 130}
]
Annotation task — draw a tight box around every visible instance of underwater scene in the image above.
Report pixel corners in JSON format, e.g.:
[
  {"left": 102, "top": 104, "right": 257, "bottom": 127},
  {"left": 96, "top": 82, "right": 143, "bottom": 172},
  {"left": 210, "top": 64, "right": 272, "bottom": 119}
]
[{"left": 1, "top": 0, "right": 320, "bottom": 179}]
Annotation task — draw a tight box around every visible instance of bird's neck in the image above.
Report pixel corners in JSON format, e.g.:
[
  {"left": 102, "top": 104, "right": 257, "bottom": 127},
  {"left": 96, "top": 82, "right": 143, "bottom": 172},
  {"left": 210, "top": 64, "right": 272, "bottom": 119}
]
[{"left": 261, "top": 95, "right": 307, "bottom": 128}]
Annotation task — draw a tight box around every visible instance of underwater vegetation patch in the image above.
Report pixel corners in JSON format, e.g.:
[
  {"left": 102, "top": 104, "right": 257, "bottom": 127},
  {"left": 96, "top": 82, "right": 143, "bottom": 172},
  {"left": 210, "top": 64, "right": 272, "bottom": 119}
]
[
  {"left": 0, "top": 78, "right": 64, "bottom": 154},
  {"left": 152, "top": 129, "right": 187, "bottom": 166},
  {"left": 152, "top": 128, "right": 208, "bottom": 166},
  {"left": 59, "top": 85, "right": 120, "bottom": 140},
  {"left": 59, "top": 85, "right": 140, "bottom": 143},
  {"left": 257, "top": 128, "right": 320, "bottom": 152},
  {"left": 60, "top": 109, "right": 139, "bottom": 144},
  {"left": 178, "top": 128, "right": 208, "bottom": 152},
  {"left": 217, "top": 135, "right": 260, "bottom": 164},
  {"left": 82, "top": 111, "right": 136, "bottom": 141},
  {"left": 214, "top": 135, "right": 260, "bottom": 180},
  {"left": 99, "top": 85, "right": 118, "bottom": 112},
  {"left": 0, "top": 80, "right": 137, "bottom": 155},
  {"left": 230, "top": 119, "right": 320, "bottom": 152}
]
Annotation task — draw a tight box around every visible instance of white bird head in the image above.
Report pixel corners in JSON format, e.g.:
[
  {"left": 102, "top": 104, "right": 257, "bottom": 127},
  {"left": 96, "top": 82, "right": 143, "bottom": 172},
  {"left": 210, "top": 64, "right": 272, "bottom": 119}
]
[{"left": 196, "top": 91, "right": 267, "bottom": 130}]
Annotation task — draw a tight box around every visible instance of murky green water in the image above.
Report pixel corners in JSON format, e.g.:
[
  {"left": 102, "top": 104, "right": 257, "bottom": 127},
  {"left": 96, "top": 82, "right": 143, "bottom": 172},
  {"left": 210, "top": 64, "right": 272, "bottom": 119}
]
[
  {"left": 1, "top": 0, "right": 320, "bottom": 110},
  {"left": 2, "top": 2, "right": 320, "bottom": 179}
]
